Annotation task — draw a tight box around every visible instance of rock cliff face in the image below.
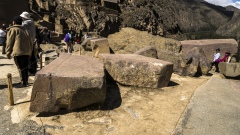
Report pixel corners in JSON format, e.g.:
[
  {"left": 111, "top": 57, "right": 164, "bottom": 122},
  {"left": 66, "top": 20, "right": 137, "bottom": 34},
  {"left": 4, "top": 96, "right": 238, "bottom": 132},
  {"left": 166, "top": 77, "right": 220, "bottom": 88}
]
[
  {"left": 2, "top": 0, "right": 240, "bottom": 40},
  {"left": 0, "top": 0, "right": 29, "bottom": 25}
]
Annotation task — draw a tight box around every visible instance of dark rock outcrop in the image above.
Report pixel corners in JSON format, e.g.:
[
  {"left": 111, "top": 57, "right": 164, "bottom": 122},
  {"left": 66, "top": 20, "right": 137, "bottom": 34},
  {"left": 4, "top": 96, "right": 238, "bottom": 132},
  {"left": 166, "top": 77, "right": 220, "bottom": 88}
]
[
  {"left": 25, "top": 0, "right": 240, "bottom": 40},
  {"left": 0, "top": 0, "right": 29, "bottom": 25}
]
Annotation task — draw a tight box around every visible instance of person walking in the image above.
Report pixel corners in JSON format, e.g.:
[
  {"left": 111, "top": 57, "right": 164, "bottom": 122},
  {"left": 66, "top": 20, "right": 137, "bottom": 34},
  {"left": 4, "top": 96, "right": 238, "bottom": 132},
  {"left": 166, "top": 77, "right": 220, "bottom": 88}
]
[
  {"left": 20, "top": 11, "right": 37, "bottom": 75},
  {"left": 0, "top": 25, "right": 7, "bottom": 54},
  {"left": 63, "top": 31, "right": 72, "bottom": 53},
  {"left": 211, "top": 48, "right": 221, "bottom": 72},
  {"left": 6, "top": 16, "right": 33, "bottom": 88}
]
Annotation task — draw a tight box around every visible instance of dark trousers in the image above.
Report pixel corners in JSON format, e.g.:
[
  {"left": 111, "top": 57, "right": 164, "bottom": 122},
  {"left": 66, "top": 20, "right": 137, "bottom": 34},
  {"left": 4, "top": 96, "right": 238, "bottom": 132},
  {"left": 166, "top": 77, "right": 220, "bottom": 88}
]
[
  {"left": 211, "top": 61, "right": 219, "bottom": 72},
  {"left": 14, "top": 55, "right": 29, "bottom": 85},
  {"left": 29, "top": 49, "right": 37, "bottom": 74}
]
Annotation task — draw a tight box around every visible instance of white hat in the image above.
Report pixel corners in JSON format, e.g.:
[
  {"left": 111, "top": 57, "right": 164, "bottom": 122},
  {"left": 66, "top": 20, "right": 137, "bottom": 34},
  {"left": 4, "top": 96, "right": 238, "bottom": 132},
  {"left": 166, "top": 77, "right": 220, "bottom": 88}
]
[{"left": 20, "top": 11, "right": 31, "bottom": 19}]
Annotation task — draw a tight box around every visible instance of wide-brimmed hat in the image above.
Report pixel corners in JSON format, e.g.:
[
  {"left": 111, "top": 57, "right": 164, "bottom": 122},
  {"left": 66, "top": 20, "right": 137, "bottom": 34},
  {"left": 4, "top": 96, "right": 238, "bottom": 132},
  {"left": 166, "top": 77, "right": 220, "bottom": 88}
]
[{"left": 20, "top": 11, "right": 31, "bottom": 19}]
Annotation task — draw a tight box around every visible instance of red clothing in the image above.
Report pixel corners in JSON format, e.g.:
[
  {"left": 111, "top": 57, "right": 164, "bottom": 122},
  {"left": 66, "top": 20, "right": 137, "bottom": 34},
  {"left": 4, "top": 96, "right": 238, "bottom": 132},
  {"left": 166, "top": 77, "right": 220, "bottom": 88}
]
[{"left": 215, "top": 54, "right": 229, "bottom": 62}]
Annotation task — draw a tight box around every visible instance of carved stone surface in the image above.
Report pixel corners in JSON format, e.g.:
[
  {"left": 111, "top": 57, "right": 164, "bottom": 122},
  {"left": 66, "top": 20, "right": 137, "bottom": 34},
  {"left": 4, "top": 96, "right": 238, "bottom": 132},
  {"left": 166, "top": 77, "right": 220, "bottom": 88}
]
[
  {"left": 219, "top": 62, "right": 240, "bottom": 77},
  {"left": 98, "top": 54, "right": 173, "bottom": 88},
  {"left": 30, "top": 54, "right": 106, "bottom": 112}
]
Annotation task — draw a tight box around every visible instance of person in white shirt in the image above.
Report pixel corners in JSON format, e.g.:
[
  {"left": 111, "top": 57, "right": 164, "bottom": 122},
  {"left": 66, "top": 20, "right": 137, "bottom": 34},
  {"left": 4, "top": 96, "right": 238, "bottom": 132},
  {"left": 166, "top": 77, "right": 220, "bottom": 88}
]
[
  {"left": 0, "top": 26, "right": 7, "bottom": 54},
  {"left": 211, "top": 48, "right": 221, "bottom": 72}
]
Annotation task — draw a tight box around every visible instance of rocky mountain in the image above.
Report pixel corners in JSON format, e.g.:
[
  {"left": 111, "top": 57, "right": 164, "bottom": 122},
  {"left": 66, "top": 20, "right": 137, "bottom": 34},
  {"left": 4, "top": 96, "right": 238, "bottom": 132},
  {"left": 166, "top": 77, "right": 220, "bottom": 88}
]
[{"left": 1, "top": 0, "right": 240, "bottom": 40}]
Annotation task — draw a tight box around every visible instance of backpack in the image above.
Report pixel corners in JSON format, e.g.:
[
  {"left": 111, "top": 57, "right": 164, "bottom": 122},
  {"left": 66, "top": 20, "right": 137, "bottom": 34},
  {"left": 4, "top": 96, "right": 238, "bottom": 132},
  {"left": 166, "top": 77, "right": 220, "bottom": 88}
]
[{"left": 64, "top": 33, "right": 71, "bottom": 42}]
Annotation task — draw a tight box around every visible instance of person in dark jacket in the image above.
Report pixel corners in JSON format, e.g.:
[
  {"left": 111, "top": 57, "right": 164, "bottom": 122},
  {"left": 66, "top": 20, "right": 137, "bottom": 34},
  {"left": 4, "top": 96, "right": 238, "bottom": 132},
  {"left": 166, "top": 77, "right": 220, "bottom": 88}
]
[{"left": 6, "top": 16, "right": 33, "bottom": 88}]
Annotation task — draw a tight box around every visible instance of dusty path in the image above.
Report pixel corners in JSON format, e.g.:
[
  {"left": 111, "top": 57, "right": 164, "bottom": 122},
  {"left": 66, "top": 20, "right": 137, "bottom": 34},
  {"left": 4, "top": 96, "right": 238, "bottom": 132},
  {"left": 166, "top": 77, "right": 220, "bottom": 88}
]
[{"left": 0, "top": 46, "right": 210, "bottom": 135}]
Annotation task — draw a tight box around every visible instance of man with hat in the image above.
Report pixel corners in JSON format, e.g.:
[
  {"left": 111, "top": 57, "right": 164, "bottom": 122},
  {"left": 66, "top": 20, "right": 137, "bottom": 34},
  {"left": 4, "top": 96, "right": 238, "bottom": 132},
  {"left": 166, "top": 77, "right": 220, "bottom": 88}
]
[
  {"left": 6, "top": 16, "right": 33, "bottom": 88},
  {"left": 20, "top": 11, "right": 38, "bottom": 75}
]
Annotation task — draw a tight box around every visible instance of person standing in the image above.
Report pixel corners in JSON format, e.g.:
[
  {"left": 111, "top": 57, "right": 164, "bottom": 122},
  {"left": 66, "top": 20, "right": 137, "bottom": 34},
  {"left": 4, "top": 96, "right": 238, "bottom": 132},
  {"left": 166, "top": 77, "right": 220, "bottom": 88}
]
[
  {"left": 0, "top": 25, "right": 7, "bottom": 54},
  {"left": 211, "top": 48, "right": 221, "bottom": 72},
  {"left": 20, "top": 11, "right": 37, "bottom": 75},
  {"left": 6, "top": 16, "right": 33, "bottom": 88}
]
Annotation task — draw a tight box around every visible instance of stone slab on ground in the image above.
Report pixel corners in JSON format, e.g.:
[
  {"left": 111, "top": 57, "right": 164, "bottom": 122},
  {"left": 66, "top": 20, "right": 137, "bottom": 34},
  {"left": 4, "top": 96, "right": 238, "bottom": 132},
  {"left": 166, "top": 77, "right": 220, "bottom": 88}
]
[
  {"left": 173, "top": 75, "right": 240, "bottom": 135},
  {"left": 219, "top": 62, "right": 240, "bottom": 77},
  {"left": 181, "top": 39, "right": 238, "bottom": 61},
  {"left": 98, "top": 54, "right": 173, "bottom": 88},
  {"left": 30, "top": 53, "right": 106, "bottom": 112}
]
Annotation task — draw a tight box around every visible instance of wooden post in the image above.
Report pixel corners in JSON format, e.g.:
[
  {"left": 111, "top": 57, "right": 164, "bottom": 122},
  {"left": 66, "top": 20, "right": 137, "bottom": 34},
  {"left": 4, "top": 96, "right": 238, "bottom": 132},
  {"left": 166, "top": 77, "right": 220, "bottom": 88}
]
[
  {"left": 79, "top": 47, "right": 81, "bottom": 55},
  {"left": 7, "top": 73, "right": 14, "bottom": 106},
  {"left": 40, "top": 52, "right": 43, "bottom": 69}
]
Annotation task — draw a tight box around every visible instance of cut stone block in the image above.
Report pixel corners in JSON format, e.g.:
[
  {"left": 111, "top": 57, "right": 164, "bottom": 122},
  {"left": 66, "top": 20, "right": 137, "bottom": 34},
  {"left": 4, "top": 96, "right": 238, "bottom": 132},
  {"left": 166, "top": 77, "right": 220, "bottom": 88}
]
[
  {"left": 90, "top": 38, "right": 110, "bottom": 57},
  {"left": 219, "top": 62, "right": 240, "bottom": 77},
  {"left": 98, "top": 54, "right": 173, "bottom": 88},
  {"left": 181, "top": 39, "right": 238, "bottom": 61},
  {"left": 30, "top": 54, "right": 106, "bottom": 112}
]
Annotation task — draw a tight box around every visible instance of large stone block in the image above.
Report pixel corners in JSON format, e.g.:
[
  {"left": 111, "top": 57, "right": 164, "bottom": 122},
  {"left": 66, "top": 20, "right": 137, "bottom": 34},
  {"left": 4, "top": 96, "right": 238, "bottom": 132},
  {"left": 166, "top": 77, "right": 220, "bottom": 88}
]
[
  {"left": 158, "top": 48, "right": 211, "bottom": 76},
  {"left": 98, "top": 54, "right": 173, "bottom": 88},
  {"left": 181, "top": 39, "right": 238, "bottom": 61},
  {"left": 90, "top": 38, "right": 110, "bottom": 57},
  {"left": 30, "top": 54, "right": 106, "bottom": 112},
  {"left": 219, "top": 62, "right": 240, "bottom": 77},
  {"left": 183, "top": 47, "right": 211, "bottom": 76}
]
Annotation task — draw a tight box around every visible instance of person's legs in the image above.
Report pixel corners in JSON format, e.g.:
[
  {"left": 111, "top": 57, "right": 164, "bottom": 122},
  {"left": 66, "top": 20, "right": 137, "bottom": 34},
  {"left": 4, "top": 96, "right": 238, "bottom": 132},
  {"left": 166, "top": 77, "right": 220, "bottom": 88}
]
[
  {"left": 215, "top": 62, "right": 219, "bottom": 72},
  {"left": 14, "top": 55, "right": 29, "bottom": 87},
  {"left": 67, "top": 42, "right": 72, "bottom": 53},
  {"left": 2, "top": 43, "right": 6, "bottom": 54},
  {"left": 29, "top": 49, "right": 37, "bottom": 75}
]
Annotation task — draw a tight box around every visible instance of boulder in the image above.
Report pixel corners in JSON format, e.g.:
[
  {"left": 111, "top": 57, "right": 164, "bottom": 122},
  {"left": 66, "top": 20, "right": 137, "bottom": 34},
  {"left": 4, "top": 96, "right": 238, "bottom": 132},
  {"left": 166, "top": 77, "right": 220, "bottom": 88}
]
[
  {"left": 183, "top": 47, "right": 211, "bottom": 76},
  {"left": 181, "top": 39, "right": 238, "bottom": 61},
  {"left": 157, "top": 50, "right": 188, "bottom": 76},
  {"left": 30, "top": 54, "right": 106, "bottom": 112},
  {"left": 90, "top": 38, "right": 110, "bottom": 57},
  {"left": 98, "top": 54, "right": 173, "bottom": 88},
  {"left": 134, "top": 46, "right": 158, "bottom": 59},
  {"left": 108, "top": 28, "right": 181, "bottom": 54},
  {"left": 219, "top": 62, "right": 240, "bottom": 77},
  {"left": 157, "top": 47, "right": 211, "bottom": 76}
]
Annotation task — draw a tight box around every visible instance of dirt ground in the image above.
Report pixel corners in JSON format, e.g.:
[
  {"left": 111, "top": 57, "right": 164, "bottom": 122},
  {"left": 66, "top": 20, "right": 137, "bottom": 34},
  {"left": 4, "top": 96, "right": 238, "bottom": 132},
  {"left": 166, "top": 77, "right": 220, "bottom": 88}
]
[{"left": 0, "top": 45, "right": 210, "bottom": 135}]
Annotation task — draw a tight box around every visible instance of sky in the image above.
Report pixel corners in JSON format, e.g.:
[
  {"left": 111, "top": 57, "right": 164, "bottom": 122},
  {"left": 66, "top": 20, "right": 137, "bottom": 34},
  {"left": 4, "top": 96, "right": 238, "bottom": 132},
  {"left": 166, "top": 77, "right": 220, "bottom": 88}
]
[{"left": 205, "top": 0, "right": 240, "bottom": 9}]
